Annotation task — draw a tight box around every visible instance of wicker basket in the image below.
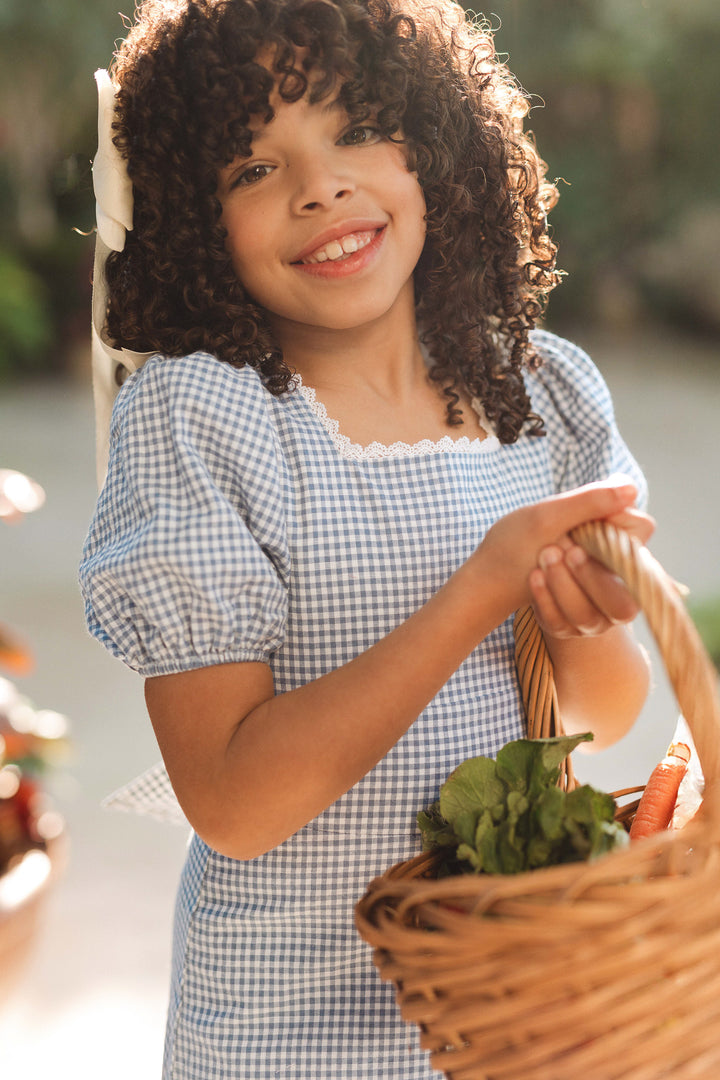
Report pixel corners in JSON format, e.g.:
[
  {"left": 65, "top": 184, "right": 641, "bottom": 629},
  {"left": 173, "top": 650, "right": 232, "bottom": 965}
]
[{"left": 355, "top": 521, "right": 720, "bottom": 1080}]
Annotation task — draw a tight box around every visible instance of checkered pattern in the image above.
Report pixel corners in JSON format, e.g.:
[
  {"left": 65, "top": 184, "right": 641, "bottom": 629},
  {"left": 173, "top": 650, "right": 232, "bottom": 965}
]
[
  {"left": 102, "top": 761, "right": 188, "bottom": 825},
  {"left": 80, "top": 330, "right": 646, "bottom": 1079}
]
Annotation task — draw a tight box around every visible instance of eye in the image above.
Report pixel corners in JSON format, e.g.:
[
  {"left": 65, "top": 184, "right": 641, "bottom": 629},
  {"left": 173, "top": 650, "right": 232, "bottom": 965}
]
[
  {"left": 338, "top": 125, "right": 382, "bottom": 147},
  {"left": 231, "top": 162, "right": 275, "bottom": 189}
]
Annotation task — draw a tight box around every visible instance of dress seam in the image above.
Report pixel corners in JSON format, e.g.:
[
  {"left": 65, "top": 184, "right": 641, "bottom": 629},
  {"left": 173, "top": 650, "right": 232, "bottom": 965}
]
[{"left": 166, "top": 838, "right": 211, "bottom": 1080}]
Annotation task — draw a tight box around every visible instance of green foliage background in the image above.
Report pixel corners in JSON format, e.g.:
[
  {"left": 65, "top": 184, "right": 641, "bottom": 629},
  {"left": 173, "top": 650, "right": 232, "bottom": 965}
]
[
  {"left": 0, "top": 0, "right": 718, "bottom": 376},
  {"left": 487, "top": 0, "right": 720, "bottom": 329}
]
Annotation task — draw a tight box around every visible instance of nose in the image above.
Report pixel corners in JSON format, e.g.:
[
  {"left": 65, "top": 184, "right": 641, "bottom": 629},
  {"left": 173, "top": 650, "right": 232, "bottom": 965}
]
[{"left": 290, "top": 151, "right": 356, "bottom": 214}]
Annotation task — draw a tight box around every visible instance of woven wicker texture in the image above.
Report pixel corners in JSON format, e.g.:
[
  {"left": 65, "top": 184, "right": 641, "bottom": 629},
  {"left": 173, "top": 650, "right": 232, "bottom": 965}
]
[{"left": 355, "top": 521, "right": 720, "bottom": 1079}]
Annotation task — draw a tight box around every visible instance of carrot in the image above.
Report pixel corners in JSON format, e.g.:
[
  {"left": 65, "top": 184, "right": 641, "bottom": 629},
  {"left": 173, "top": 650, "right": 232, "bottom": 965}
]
[{"left": 629, "top": 742, "right": 691, "bottom": 840}]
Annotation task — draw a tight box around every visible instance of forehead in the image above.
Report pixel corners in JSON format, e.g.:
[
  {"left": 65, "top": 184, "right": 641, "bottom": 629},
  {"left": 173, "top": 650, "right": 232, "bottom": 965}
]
[
  {"left": 255, "top": 43, "right": 350, "bottom": 106},
  {"left": 235, "top": 50, "right": 363, "bottom": 137},
  {"left": 213, "top": 39, "right": 374, "bottom": 168}
]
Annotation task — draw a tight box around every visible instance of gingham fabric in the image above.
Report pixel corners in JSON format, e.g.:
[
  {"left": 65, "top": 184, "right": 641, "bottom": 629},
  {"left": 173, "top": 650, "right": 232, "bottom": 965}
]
[{"left": 80, "top": 329, "right": 646, "bottom": 1079}]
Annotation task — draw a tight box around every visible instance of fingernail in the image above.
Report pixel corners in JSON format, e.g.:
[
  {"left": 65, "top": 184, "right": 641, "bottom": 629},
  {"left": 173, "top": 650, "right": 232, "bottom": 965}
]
[
  {"left": 608, "top": 473, "right": 636, "bottom": 497},
  {"left": 566, "top": 546, "right": 587, "bottom": 569},
  {"left": 528, "top": 568, "right": 545, "bottom": 591},
  {"left": 539, "top": 546, "right": 562, "bottom": 570}
]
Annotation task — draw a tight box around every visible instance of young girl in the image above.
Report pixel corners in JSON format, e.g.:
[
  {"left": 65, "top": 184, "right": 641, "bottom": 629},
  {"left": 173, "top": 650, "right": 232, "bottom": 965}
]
[{"left": 81, "top": 0, "right": 654, "bottom": 1076}]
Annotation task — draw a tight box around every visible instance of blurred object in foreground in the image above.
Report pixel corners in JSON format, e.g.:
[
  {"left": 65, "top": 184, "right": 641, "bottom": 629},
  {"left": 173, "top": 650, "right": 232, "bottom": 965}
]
[
  {"left": 0, "top": 469, "right": 45, "bottom": 523},
  {"left": 0, "top": 623, "right": 33, "bottom": 677},
  {"left": 0, "top": 469, "right": 68, "bottom": 1006},
  {"left": 0, "top": 676, "right": 69, "bottom": 873}
]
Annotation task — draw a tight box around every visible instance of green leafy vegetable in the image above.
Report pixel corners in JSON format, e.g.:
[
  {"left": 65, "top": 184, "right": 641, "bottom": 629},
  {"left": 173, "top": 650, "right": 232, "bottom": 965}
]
[{"left": 418, "top": 734, "right": 628, "bottom": 875}]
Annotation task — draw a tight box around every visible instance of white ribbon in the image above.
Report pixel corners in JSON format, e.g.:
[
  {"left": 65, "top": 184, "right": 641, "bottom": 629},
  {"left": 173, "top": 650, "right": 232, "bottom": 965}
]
[
  {"left": 91, "top": 69, "right": 155, "bottom": 487},
  {"left": 92, "top": 69, "right": 134, "bottom": 252}
]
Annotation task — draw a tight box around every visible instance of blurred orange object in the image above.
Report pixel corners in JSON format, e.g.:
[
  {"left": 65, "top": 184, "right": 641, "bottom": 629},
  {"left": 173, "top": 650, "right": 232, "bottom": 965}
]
[{"left": 0, "top": 623, "right": 34, "bottom": 677}]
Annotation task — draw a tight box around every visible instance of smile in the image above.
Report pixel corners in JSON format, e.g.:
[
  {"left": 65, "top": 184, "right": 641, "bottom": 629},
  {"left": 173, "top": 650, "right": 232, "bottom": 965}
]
[{"left": 296, "top": 229, "right": 379, "bottom": 265}]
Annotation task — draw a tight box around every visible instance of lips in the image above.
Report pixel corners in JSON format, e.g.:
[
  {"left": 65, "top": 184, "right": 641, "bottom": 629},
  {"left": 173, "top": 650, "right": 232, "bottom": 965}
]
[
  {"left": 289, "top": 224, "right": 387, "bottom": 280},
  {"left": 298, "top": 229, "right": 377, "bottom": 265},
  {"left": 291, "top": 222, "right": 385, "bottom": 265}
]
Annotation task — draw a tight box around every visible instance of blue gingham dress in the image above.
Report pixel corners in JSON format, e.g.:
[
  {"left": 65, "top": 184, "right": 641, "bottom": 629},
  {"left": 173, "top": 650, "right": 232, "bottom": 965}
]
[{"left": 80, "top": 330, "right": 646, "bottom": 1079}]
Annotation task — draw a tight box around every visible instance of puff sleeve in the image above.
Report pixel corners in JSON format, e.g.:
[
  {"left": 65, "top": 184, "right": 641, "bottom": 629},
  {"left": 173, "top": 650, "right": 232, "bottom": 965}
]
[
  {"left": 79, "top": 353, "right": 290, "bottom": 677},
  {"left": 526, "top": 330, "right": 648, "bottom": 508}
]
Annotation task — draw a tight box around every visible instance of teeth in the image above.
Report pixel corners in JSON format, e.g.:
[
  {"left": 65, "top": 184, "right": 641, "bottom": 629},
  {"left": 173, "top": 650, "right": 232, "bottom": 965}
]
[{"left": 301, "top": 230, "right": 374, "bottom": 265}]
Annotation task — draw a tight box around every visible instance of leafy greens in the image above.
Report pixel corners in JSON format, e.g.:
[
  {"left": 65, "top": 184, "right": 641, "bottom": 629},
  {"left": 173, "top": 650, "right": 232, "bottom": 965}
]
[{"left": 417, "top": 733, "right": 628, "bottom": 875}]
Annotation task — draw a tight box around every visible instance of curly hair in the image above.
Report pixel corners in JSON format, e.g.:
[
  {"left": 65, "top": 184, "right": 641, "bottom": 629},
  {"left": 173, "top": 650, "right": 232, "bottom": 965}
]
[{"left": 103, "top": 0, "right": 561, "bottom": 442}]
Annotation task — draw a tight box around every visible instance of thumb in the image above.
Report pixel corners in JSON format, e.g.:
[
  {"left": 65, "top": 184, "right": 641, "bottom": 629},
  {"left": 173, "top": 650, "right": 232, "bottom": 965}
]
[{"left": 546, "top": 475, "right": 639, "bottom": 534}]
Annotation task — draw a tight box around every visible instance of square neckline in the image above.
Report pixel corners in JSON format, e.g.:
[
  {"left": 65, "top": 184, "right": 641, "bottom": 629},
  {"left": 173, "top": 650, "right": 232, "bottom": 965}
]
[{"left": 293, "top": 374, "right": 501, "bottom": 461}]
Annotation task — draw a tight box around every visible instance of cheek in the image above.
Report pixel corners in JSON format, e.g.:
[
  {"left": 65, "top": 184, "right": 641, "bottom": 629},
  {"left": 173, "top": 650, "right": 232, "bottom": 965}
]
[
  {"left": 222, "top": 214, "right": 265, "bottom": 291},
  {"left": 395, "top": 162, "right": 426, "bottom": 234},
  {"left": 405, "top": 180, "right": 428, "bottom": 254}
]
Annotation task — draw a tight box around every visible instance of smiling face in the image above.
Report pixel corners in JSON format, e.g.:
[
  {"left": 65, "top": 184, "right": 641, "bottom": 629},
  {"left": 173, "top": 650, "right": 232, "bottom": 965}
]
[{"left": 216, "top": 80, "right": 427, "bottom": 352}]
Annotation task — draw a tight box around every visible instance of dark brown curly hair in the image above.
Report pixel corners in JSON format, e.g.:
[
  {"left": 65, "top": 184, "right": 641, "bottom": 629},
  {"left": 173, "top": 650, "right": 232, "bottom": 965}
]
[{"left": 103, "top": 0, "right": 561, "bottom": 442}]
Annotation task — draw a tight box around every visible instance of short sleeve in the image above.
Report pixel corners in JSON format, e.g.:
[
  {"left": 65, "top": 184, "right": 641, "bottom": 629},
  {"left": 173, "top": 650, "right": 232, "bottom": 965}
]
[
  {"left": 79, "top": 353, "right": 291, "bottom": 677},
  {"left": 526, "top": 330, "right": 648, "bottom": 509}
]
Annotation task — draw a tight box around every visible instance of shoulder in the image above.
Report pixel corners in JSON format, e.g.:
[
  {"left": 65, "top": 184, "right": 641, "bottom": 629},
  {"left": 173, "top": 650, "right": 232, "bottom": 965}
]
[
  {"left": 524, "top": 330, "right": 647, "bottom": 506},
  {"left": 527, "top": 330, "right": 611, "bottom": 403},
  {"left": 525, "top": 329, "right": 616, "bottom": 435},
  {"left": 109, "top": 353, "right": 279, "bottom": 465},
  {"left": 113, "top": 352, "right": 269, "bottom": 427}
]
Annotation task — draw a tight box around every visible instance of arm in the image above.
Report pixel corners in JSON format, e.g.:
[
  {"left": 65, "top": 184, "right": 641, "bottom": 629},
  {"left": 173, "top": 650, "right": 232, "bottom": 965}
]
[
  {"left": 544, "top": 629, "right": 650, "bottom": 750},
  {"left": 146, "top": 478, "right": 652, "bottom": 859}
]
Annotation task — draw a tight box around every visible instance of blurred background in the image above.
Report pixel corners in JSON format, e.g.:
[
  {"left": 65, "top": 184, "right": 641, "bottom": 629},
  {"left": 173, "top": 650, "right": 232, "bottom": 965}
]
[{"left": 0, "top": 1, "right": 718, "bottom": 1077}]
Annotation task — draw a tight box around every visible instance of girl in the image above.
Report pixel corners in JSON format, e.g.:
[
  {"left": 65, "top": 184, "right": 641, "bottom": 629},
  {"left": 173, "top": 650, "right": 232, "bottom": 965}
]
[{"left": 81, "top": 0, "right": 654, "bottom": 1076}]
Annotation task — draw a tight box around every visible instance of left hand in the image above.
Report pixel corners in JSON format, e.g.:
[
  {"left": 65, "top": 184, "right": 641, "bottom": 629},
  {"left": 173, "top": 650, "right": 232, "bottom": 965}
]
[{"left": 528, "top": 505, "right": 655, "bottom": 640}]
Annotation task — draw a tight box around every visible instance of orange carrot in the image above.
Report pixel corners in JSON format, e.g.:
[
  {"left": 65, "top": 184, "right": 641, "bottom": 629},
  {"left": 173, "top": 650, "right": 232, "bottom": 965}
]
[{"left": 629, "top": 742, "right": 691, "bottom": 840}]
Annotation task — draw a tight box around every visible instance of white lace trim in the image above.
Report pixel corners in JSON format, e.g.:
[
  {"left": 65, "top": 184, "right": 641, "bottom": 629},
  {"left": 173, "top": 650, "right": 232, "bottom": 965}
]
[{"left": 295, "top": 377, "right": 500, "bottom": 461}]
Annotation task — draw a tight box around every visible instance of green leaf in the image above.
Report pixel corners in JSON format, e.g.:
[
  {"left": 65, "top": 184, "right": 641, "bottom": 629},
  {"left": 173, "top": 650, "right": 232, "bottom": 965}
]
[
  {"left": 506, "top": 789, "right": 530, "bottom": 823},
  {"left": 474, "top": 811, "right": 504, "bottom": 874},
  {"left": 527, "top": 833, "right": 554, "bottom": 869},
  {"left": 417, "top": 802, "right": 457, "bottom": 851},
  {"left": 496, "top": 821, "right": 528, "bottom": 874},
  {"left": 597, "top": 820, "right": 630, "bottom": 857},
  {"left": 533, "top": 733, "right": 594, "bottom": 792},
  {"left": 565, "top": 784, "right": 616, "bottom": 826},
  {"left": 456, "top": 841, "right": 483, "bottom": 872},
  {"left": 494, "top": 739, "right": 537, "bottom": 793},
  {"left": 533, "top": 785, "right": 567, "bottom": 841},
  {"left": 495, "top": 733, "right": 593, "bottom": 799},
  {"left": 439, "top": 756, "right": 505, "bottom": 845}
]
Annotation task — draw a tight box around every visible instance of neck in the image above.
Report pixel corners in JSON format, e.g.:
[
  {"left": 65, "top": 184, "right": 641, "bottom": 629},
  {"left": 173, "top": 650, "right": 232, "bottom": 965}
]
[{"left": 268, "top": 287, "right": 426, "bottom": 400}]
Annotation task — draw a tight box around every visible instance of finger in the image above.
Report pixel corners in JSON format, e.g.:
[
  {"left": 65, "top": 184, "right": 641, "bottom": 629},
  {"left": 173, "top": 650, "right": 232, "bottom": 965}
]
[
  {"left": 534, "top": 546, "right": 614, "bottom": 636},
  {"left": 563, "top": 544, "right": 640, "bottom": 624},
  {"left": 537, "top": 477, "right": 639, "bottom": 542},
  {"left": 604, "top": 507, "right": 656, "bottom": 545},
  {"left": 529, "top": 564, "right": 612, "bottom": 638},
  {"left": 528, "top": 566, "right": 580, "bottom": 639}
]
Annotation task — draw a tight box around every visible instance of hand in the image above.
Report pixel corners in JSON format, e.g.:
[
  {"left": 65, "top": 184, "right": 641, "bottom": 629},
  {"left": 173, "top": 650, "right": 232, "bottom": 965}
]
[
  {"left": 529, "top": 503, "right": 655, "bottom": 640},
  {"left": 474, "top": 475, "right": 654, "bottom": 627}
]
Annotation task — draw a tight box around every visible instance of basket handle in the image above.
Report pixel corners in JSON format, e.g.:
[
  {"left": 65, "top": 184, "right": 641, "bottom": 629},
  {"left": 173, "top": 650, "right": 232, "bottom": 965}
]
[{"left": 514, "top": 519, "right": 720, "bottom": 811}]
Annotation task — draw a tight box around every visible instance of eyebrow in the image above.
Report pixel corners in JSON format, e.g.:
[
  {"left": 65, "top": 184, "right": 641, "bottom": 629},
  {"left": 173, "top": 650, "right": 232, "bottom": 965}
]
[
  {"left": 219, "top": 93, "right": 363, "bottom": 182},
  {"left": 244, "top": 93, "right": 350, "bottom": 149},
  {"left": 321, "top": 96, "right": 348, "bottom": 115}
]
